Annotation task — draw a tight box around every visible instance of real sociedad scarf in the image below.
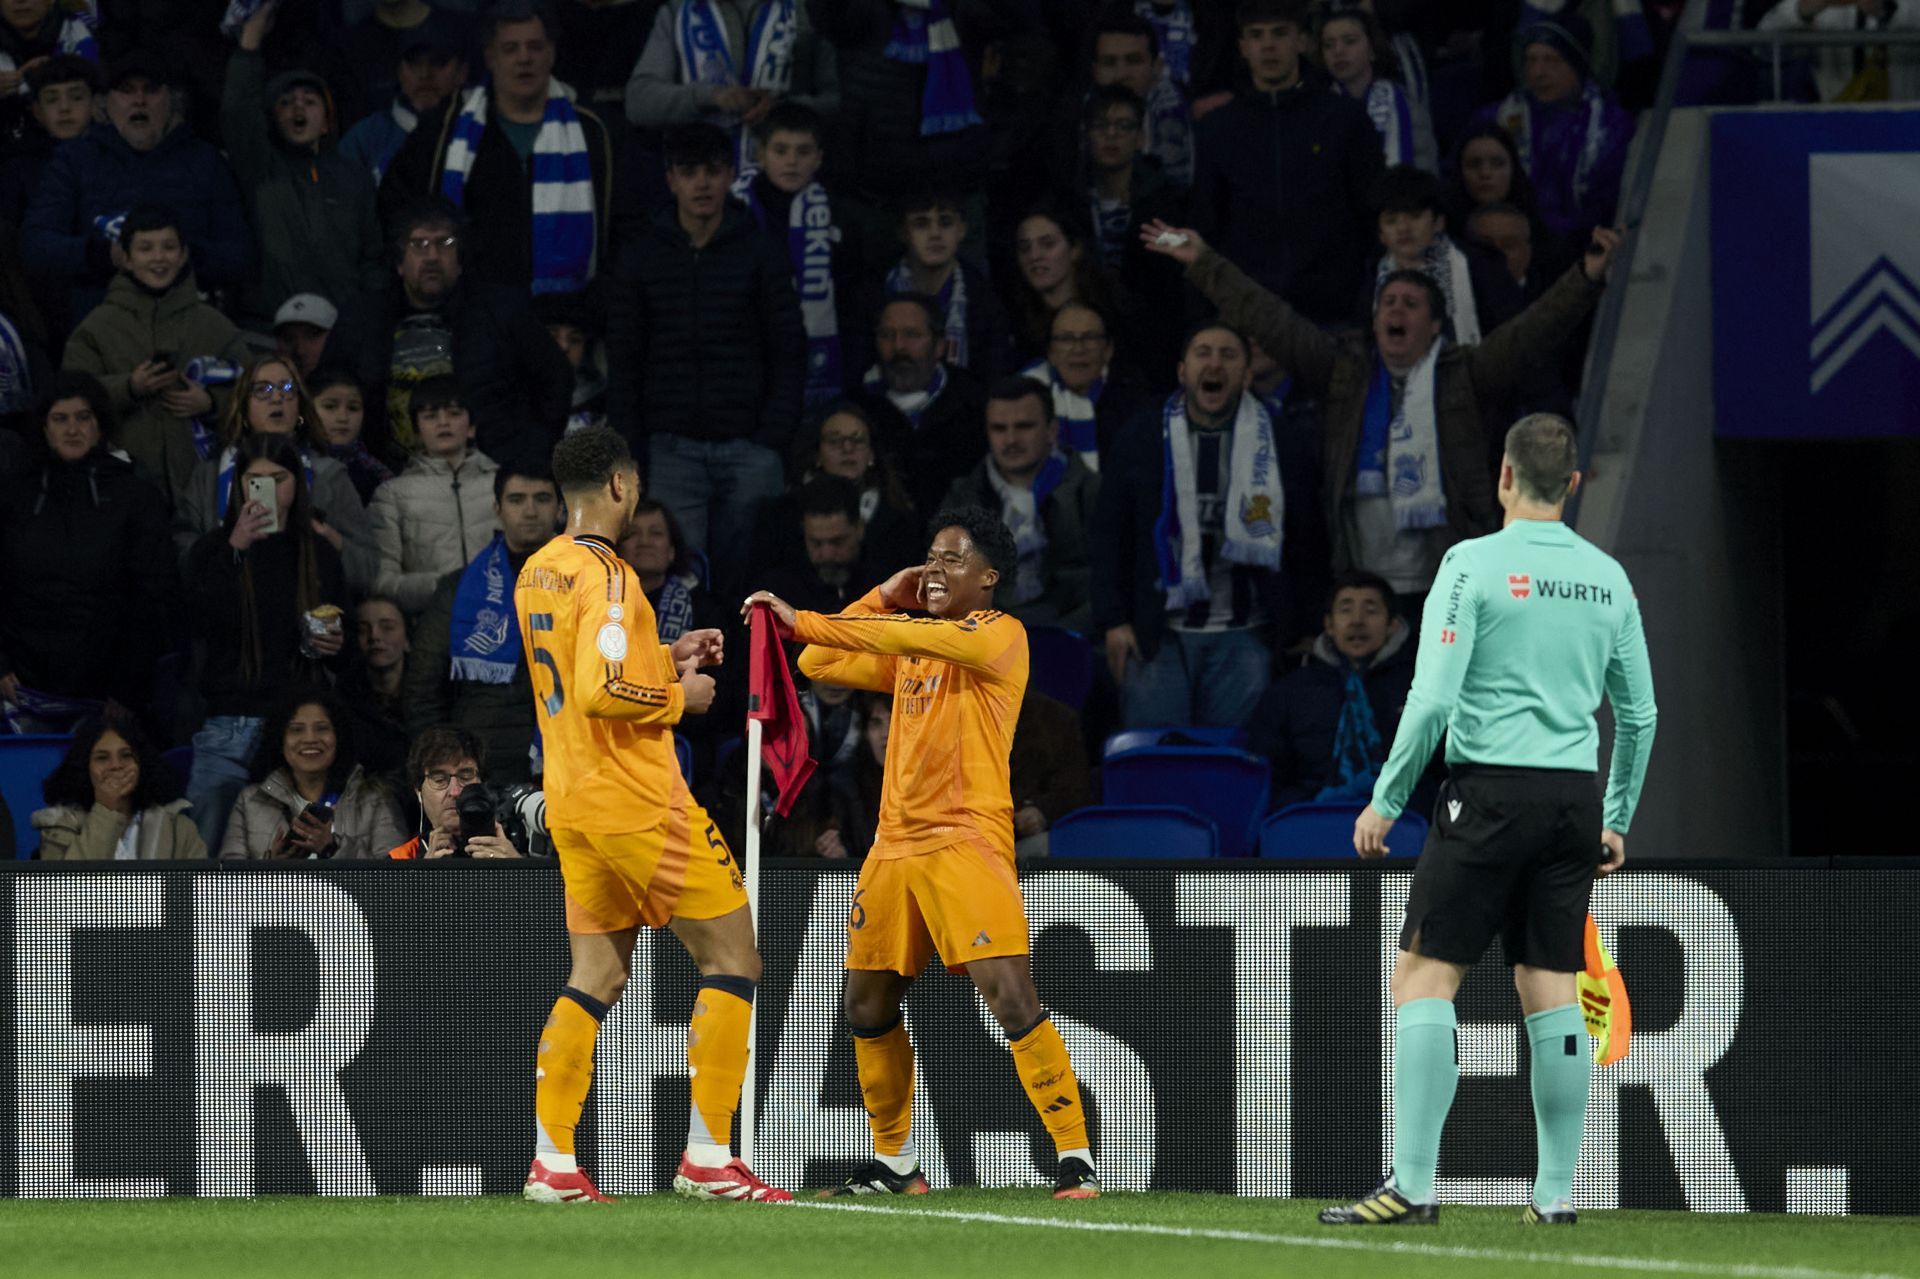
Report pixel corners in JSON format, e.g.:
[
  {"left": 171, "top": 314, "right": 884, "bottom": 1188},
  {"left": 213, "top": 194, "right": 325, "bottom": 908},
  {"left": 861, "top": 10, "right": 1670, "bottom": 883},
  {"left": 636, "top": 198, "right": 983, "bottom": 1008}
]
[
  {"left": 0, "top": 313, "right": 30, "bottom": 415},
  {"left": 439, "top": 81, "right": 595, "bottom": 296},
  {"left": 883, "top": 0, "right": 982, "bottom": 137},
  {"left": 215, "top": 443, "right": 314, "bottom": 521},
  {"left": 653, "top": 571, "right": 697, "bottom": 643},
  {"left": 863, "top": 361, "right": 947, "bottom": 428},
  {"left": 1356, "top": 342, "right": 1447, "bottom": 533},
  {"left": 1353, "top": 79, "right": 1417, "bottom": 170},
  {"left": 735, "top": 167, "right": 842, "bottom": 406},
  {"left": 1496, "top": 78, "right": 1610, "bottom": 211},
  {"left": 675, "top": 0, "right": 795, "bottom": 96},
  {"left": 448, "top": 532, "right": 521, "bottom": 684},
  {"left": 185, "top": 357, "right": 242, "bottom": 460},
  {"left": 1153, "top": 392, "right": 1282, "bottom": 610},
  {"left": 1019, "top": 356, "right": 1102, "bottom": 470},
  {"left": 1134, "top": 0, "right": 1194, "bottom": 88},
  {"left": 2, "top": 1, "right": 97, "bottom": 90},
  {"left": 985, "top": 450, "right": 1064, "bottom": 606},
  {"left": 885, "top": 259, "right": 969, "bottom": 369}
]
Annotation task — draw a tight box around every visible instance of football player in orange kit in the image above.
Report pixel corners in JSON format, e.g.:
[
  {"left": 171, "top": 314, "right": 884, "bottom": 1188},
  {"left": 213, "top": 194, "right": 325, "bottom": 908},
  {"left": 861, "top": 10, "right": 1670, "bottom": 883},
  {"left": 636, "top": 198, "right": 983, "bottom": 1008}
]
[
  {"left": 743, "top": 505, "right": 1099, "bottom": 1200},
  {"left": 519, "top": 427, "right": 790, "bottom": 1205}
]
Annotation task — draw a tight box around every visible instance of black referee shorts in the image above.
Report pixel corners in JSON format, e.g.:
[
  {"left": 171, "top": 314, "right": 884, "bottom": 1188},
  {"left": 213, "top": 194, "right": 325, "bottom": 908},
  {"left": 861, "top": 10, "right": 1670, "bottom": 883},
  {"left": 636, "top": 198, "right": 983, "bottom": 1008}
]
[{"left": 1399, "top": 766, "right": 1603, "bottom": 973}]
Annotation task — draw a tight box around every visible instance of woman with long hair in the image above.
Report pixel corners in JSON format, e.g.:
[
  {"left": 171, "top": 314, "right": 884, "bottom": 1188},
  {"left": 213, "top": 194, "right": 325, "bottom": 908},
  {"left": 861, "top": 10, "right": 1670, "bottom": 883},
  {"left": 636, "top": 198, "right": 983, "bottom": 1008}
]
[
  {"left": 1446, "top": 123, "right": 1571, "bottom": 295},
  {"left": 770, "top": 401, "right": 921, "bottom": 570},
  {"left": 0, "top": 373, "right": 177, "bottom": 730},
  {"left": 221, "top": 688, "right": 403, "bottom": 859},
  {"left": 173, "top": 350, "right": 376, "bottom": 590},
  {"left": 1006, "top": 201, "right": 1130, "bottom": 365},
  {"left": 31, "top": 708, "right": 207, "bottom": 859},
  {"left": 181, "top": 431, "right": 349, "bottom": 851},
  {"left": 1319, "top": 5, "right": 1436, "bottom": 172}
]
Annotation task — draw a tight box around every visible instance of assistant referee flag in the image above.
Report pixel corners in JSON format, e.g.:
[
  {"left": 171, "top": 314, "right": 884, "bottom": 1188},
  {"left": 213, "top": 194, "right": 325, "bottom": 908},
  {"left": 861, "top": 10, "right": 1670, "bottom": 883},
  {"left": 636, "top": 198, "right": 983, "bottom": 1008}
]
[{"left": 748, "top": 603, "right": 817, "bottom": 816}]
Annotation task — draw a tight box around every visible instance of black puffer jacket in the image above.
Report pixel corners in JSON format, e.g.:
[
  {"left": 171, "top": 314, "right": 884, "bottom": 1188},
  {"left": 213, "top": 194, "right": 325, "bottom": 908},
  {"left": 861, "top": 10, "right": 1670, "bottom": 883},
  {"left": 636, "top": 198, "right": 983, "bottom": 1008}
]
[
  {"left": 607, "top": 204, "right": 806, "bottom": 452},
  {"left": 319, "top": 277, "right": 575, "bottom": 475},
  {"left": 185, "top": 525, "right": 346, "bottom": 719},
  {"left": 1190, "top": 71, "right": 1384, "bottom": 328},
  {"left": 0, "top": 449, "right": 176, "bottom": 706},
  {"left": 807, "top": 0, "right": 1027, "bottom": 200}
]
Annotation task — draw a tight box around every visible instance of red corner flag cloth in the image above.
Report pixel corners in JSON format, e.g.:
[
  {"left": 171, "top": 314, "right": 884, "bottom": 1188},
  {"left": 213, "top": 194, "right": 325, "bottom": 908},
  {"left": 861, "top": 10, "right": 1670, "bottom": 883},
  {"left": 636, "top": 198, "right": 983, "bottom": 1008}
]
[{"left": 747, "top": 603, "right": 817, "bottom": 816}]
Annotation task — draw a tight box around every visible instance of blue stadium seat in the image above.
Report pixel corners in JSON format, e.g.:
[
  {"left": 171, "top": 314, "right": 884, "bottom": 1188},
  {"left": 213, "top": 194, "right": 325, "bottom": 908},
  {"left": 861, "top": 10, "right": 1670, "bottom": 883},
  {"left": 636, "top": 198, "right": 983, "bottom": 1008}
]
[
  {"left": 1101, "top": 747, "right": 1269, "bottom": 857},
  {"left": 1259, "top": 802, "right": 1431, "bottom": 859},
  {"left": 161, "top": 745, "right": 193, "bottom": 788},
  {"left": 1050, "top": 805, "right": 1218, "bottom": 858},
  {"left": 1102, "top": 725, "right": 1247, "bottom": 759},
  {"left": 0, "top": 734, "right": 70, "bottom": 857},
  {"left": 1025, "top": 626, "right": 1095, "bottom": 710}
]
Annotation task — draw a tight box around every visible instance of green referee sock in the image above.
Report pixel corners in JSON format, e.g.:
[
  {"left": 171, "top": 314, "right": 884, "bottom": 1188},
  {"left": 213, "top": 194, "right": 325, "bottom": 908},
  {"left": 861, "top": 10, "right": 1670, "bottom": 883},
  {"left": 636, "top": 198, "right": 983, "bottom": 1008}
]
[
  {"left": 1526, "top": 1003, "right": 1590, "bottom": 1209},
  {"left": 1391, "top": 998, "right": 1459, "bottom": 1205}
]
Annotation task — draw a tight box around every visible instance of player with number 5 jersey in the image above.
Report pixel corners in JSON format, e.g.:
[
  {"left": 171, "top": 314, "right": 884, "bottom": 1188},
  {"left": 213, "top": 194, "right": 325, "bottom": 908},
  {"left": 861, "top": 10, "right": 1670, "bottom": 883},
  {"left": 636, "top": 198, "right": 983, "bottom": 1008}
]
[{"left": 515, "top": 427, "right": 791, "bottom": 1207}]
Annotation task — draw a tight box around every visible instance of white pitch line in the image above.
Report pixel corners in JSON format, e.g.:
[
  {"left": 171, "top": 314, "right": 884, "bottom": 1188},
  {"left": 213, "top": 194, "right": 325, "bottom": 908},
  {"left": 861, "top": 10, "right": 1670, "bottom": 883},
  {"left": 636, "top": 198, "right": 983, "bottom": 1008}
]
[{"left": 787, "top": 1201, "right": 1909, "bottom": 1279}]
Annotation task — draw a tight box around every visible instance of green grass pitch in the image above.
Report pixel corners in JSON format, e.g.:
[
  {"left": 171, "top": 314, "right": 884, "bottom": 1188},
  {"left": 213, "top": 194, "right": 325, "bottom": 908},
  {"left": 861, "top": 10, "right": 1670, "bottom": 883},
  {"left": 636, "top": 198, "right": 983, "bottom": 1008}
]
[{"left": 6, "top": 1191, "right": 1917, "bottom": 1279}]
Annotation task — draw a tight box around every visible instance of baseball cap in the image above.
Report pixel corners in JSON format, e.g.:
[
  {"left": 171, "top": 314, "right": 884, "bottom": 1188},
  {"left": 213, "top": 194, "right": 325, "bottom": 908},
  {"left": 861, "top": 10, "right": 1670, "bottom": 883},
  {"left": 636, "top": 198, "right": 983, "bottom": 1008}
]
[
  {"left": 273, "top": 293, "right": 340, "bottom": 331},
  {"left": 105, "top": 49, "right": 175, "bottom": 92}
]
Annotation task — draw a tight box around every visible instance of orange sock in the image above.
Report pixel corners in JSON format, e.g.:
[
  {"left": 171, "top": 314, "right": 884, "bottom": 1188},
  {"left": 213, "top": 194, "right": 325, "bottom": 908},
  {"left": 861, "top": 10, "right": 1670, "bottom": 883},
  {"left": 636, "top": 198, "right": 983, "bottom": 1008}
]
[
  {"left": 687, "top": 976, "right": 754, "bottom": 1155},
  {"left": 535, "top": 987, "right": 606, "bottom": 1163},
  {"left": 1011, "top": 1017, "right": 1089, "bottom": 1156},
  {"left": 851, "top": 1020, "right": 915, "bottom": 1158}
]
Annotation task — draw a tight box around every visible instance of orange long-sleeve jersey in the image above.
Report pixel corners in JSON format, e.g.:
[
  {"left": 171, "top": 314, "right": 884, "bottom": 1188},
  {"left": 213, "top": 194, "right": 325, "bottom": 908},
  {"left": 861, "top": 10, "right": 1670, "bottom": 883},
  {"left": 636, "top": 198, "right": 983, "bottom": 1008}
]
[
  {"left": 516, "top": 534, "right": 687, "bottom": 834},
  {"left": 794, "top": 588, "right": 1028, "bottom": 861}
]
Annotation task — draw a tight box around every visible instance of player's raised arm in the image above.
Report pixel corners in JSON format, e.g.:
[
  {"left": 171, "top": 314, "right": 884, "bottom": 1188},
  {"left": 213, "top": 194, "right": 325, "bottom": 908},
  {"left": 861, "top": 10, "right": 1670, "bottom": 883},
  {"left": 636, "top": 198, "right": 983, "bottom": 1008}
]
[{"left": 788, "top": 554, "right": 1022, "bottom": 676}]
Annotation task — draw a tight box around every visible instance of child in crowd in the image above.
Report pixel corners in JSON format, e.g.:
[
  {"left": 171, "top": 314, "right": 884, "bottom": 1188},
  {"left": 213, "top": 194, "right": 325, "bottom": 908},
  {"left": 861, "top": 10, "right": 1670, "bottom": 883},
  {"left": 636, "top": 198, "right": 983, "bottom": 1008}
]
[
  {"left": 532, "top": 293, "right": 608, "bottom": 434},
  {"left": 877, "top": 186, "right": 1008, "bottom": 379},
  {"left": 367, "top": 373, "right": 500, "bottom": 614},
  {"left": 1370, "top": 165, "right": 1523, "bottom": 347},
  {"left": 308, "top": 365, "right": 395, "bottom": 505}
]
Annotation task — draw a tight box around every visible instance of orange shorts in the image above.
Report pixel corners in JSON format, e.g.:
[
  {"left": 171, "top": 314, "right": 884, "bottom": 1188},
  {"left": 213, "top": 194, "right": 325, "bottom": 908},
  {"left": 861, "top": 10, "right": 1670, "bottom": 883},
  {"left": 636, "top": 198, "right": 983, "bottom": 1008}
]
[
  {"left": 553, "top": 796, "right": 745, "bottom": 934},
  {"left": 845, "top": 838, "right": 1030, "bottom": 976}
]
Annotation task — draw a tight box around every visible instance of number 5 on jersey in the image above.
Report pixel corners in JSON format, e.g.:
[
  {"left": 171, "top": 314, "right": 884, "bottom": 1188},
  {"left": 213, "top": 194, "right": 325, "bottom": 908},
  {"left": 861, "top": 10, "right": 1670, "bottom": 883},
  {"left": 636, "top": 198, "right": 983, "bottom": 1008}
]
[{"left": 529, "top": 612, "right": 564, "bottom": 716}]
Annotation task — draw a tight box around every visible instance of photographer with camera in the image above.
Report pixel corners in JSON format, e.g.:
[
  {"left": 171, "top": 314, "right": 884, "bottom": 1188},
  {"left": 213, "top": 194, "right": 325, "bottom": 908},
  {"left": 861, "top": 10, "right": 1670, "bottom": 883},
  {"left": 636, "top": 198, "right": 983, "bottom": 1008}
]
[{"left": 387, "top": 724, "right": 524, "bottom": 860}]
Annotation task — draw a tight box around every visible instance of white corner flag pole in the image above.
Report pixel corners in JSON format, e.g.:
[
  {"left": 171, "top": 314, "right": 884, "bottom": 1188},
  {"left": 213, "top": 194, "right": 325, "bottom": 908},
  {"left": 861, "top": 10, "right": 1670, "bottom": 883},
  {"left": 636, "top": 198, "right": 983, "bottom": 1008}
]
[{"left": 740, "top": 710, "right": 765, "bottom": 1169}]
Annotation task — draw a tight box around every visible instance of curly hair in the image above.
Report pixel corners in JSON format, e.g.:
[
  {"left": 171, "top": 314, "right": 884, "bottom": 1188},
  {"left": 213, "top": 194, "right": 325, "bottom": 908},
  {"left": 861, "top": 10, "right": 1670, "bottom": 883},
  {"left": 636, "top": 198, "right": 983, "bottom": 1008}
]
[
  {"left": 250, "top": 686, "right": 358, "bottom": 793},
  {"left": 551, "top": 424, "right": 633, "bottom": 494},
  {"left": 926, "top": 504, "right": 1018, "bottom": 582},
  {"left": 41, "top": 708, "right": 181, "bottom": 812}
]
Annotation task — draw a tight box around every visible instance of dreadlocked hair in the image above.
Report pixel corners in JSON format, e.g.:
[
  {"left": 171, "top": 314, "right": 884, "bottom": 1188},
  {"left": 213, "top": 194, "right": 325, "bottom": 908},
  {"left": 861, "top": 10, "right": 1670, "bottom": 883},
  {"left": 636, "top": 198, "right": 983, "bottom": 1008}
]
[{"left": 222, "top": 432, "right": 325, "bottom": 688}]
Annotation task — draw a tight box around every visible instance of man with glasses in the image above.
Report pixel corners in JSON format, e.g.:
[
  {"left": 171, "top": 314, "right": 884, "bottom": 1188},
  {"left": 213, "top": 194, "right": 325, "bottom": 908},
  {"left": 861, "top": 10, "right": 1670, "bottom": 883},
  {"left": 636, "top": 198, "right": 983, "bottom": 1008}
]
[
  {"left": 321, "top": 198, "right": 572, "bottom": 467},
  {"left": 386, "top": 725, "right": 523, "bottom": 859}
]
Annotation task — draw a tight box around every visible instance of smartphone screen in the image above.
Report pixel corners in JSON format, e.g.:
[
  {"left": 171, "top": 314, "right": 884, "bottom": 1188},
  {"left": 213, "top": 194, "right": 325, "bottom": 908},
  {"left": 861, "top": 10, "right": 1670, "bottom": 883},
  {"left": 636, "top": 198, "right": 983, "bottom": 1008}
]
[{"left": 245, "top": 475, "right": 281, "bottom": 534}]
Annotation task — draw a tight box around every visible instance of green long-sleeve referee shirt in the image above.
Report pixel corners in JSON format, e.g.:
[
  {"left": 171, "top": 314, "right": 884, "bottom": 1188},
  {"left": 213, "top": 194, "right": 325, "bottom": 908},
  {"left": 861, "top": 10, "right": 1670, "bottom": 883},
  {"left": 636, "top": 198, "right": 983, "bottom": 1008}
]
[{"left": 1371, "top": 518, "right": 1658, "bottom": 831}]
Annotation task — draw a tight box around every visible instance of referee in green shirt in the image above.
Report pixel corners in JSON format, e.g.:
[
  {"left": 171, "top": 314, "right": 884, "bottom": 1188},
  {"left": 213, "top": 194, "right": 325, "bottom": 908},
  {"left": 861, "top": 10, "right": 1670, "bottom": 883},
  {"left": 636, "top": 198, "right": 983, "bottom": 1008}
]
[{"left": 1321, "top": 413, "right": 1657, "bottom": 1228}]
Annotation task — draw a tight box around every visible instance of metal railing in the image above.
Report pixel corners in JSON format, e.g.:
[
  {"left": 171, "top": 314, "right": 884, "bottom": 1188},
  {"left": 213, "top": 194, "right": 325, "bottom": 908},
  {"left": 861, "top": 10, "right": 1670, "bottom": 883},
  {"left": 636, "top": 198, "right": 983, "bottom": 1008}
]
[{"left": 1569, "top": 5, "right": 1920, "bottom": 525}]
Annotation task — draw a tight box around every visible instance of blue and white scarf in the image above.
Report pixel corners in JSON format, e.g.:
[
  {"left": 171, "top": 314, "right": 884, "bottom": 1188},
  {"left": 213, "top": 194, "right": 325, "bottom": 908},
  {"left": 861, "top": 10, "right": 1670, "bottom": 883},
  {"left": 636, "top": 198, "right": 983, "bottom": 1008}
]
[
  {"left": 885, "top": 259, "right": 970, "bottom": 369},
  {"left": 1495, "top": 79, "right": 1611, "bottom": 212},
  {"left": 985, "top": 451, "right": 1064, "bottom": 606},
  {"left": 883, "top": 0, "right": 982, "bottom": 137},
  {"left": 735, "top": 166, "right": 842, "bottom": 406},
  {"left": 863, "top": 361, "right": 947, "bottom": 429},
  {"left": 2, "top": 0, "right": 97, "bottom": 91},
  {"left": 1019, "top": 357, "right": 1102, "bottom": 471},
  {"left": 218, "top": 0, "right": 265, "bottom": 38},
  {"left": 215, "top": 443, "right": 314, "bottom": 521},
  {"left": 1348, "top": 78, "right": 1418, "bottom": 170},
  {"left": 1153, "top": 392, "right": 1282, "bottom": 610},
  {"left": 440, "top": 81, "right": 596, "bottom": 296},
  {"left": 0, "top": 313, "right": 31, "bottom": 415},
  {"left": 1374, "top": 240, "right": 1479, "bottom": 346},
  {"left": 184, "top": 357, "right": 242, "bottom": 460},
  {"left": 653, "top": 571, "right": 698, "bottom": 643},
  {"left": 1355, "top": 342, "right": 1446, "bottom": 532},
  {"left": 675, "top": 0, "right": 796, "bottom": 92},
  {"left": 1142, "top": 74, "right": 1193, "bottom": 188},
  {"left": 449, "top": 532, "right": 521, "bottom": 684},
  {"left": 1134, "top": 0, "right": 1194, "bottom": 89}
]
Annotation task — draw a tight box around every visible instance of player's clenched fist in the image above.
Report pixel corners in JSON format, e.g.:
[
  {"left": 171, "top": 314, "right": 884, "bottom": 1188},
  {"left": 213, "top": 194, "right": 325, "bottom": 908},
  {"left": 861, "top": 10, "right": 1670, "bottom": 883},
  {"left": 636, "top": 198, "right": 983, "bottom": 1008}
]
[{"left": 680, "top": 670, "right": 717, "bottom": 714}]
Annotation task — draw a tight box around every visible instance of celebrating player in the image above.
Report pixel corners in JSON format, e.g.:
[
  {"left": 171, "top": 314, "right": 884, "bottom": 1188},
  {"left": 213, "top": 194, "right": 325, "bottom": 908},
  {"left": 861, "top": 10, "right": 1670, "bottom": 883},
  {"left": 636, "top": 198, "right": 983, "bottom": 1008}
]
[
  {"left": 1320, "top": 414, "right": 1656, "bottom": 1227},
  {"left": 519, "top": 427, "right": 790, "bottom": 1205},
  {"left": 743, "top": 507, "right": 1101, "bottom": 1200}
]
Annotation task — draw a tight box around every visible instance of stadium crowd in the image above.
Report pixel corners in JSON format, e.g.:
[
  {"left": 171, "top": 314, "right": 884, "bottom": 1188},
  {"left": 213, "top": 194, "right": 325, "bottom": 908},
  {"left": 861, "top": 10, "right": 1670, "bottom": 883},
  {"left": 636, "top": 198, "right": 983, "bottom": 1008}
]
[{"left": 0, "top": 0, "right": 1784, "bottom": 861}]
